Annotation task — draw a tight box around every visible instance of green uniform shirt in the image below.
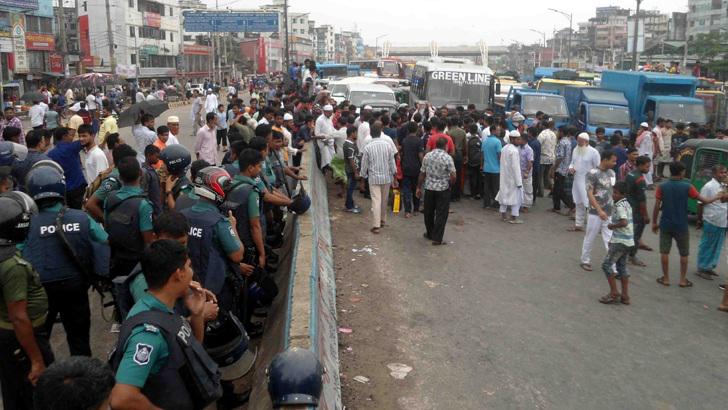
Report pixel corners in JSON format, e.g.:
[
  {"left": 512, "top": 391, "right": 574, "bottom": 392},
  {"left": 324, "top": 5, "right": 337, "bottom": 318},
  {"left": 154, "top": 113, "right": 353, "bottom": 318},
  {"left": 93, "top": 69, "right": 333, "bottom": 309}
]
[
  {"left": 93, "top": 168, "right": 120, "bottom": 202},
  {"left": 104, "top": 186, "right": 155, "bottom": 232},
  {"left": 0, "top": 252, "right": 48, "bottom": 330},
  {"left": 262, "top": 157, "right": 277, "bottom": 186},
  {"left": 233, "top": 175, "right": 261, "bottom": 219},
  {"left": 179, "top": 184, "right": 195, "bottom": 197},
  {"left": 130, "top": 273, "right": 148, "bottom": 302},
  {"left": 115, "top": 293, "right": 172, "bottom": 387},
  {"left": 188, "top": 201, "right": 242, "bottom": 255}
]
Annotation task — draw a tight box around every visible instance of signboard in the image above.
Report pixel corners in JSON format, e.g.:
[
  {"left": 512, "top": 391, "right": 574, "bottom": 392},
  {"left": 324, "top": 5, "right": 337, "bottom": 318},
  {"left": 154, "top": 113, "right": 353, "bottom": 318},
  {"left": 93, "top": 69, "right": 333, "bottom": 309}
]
[
  {"left": 430, "top": 71, "right": 489, "bottom": 85},
  {"left": 0, "top": 0, "right": 38, "bottom": 9},
  {"left": 183, "top": 44, "right": 210, "bottom": 55},
  {"left": 11, "top": 14, "right": 28, "bottom": 74},
  {"left": 626, "top": 19, "right": 645, "bottom": 54},
  {"left": 115, "top": 64, "right": 138, "bottom": 78},
  {"left": 79, "top": 15, "right": 90, "bottom": 57},
  {"left": 257, "top": 36, "right": 266, "bottom": 74},
  {"left": 49, "top": 54, "right": 63, "bottom": 73},
  {"left": 25, "top": 33, "right": 54, "bottom": 51},
  {"left": 182, "top": 11, "right": 278, "bottom": 33},
  {"left": 144, "top": 12, "right": 161, "bottom": 29},
  {"left": 139, "top": 45, "right": 159, "bottom": 56}
]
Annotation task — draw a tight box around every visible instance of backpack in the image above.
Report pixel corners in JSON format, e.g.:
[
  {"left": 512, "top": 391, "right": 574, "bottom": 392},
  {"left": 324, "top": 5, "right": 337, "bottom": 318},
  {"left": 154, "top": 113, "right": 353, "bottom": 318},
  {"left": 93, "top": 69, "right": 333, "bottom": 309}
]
[
  {"left": 467, "top": 137, "right": 483, "bottom": 167},
  {"left": 83, "top": 167, "right": 117, "bottom": 205}
]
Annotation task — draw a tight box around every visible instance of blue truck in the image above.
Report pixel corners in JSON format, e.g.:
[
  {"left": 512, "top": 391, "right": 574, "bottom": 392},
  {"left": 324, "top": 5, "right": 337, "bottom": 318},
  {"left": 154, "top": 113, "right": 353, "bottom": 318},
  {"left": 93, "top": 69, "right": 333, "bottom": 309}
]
[
  {"left": 600, "top": 71, "right": 707, "bottom": 129},
  {"left": 564, "top": 86, "right": 631, "bottom": 137},
  {"left": 504, "top": 88, "right": 570, "bottom": 128}
]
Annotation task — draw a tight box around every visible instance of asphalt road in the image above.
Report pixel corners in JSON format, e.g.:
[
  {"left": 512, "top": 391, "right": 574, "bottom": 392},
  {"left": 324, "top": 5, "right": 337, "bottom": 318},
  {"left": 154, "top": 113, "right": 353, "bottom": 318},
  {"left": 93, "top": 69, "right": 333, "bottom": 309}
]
[{"left": 332, "top": 183, "right": 728, "bottom": 409}]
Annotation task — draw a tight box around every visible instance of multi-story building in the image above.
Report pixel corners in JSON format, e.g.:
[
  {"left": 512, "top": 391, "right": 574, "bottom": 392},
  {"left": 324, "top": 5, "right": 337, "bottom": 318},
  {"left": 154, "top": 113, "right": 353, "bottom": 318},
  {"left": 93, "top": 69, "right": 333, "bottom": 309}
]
[
  {"left": 687, "top": 0, "right": 728, "bottom": 40},
  {"left": 78, "top": 0, "right": 181, "bottom": 83},
  {"left": 668, "top": 12, "right": 688, "bottom": 41},
  {"left": 594, "top": 15, "right": 628, "bottom": 50},
  {"left": 639, "top": 10, "right": 670, "bottom": 42},
  {"left": 315, "top": 25, "right": 334, "bottom": 62}
]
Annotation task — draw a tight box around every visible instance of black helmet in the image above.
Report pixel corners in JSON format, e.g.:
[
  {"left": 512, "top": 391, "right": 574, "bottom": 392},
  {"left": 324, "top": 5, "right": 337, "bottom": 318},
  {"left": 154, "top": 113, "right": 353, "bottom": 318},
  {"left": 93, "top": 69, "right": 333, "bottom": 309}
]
[
  {"left": 26, "top": 160, "right": 66, "bottom": 201},
  {"left": 267, "top": 347, "right": 324, "bottom": 407},
  {"left": 0, "top": 140, "right": 24, "bottom": 166},
  {"left": 160, "top": 145, "right": 192, "bottom": 175},
  {"left": 0, "top": 191, "right": 38, "bottom": 246},
  {"left": 287, "top": 183, "right": 311, "bottom": 215},
  {"left": 194, "top": 166, "right": 232, "bottom": 206},
  {"left": 204, "top": 310, "right": 257, "bottom": 381}
]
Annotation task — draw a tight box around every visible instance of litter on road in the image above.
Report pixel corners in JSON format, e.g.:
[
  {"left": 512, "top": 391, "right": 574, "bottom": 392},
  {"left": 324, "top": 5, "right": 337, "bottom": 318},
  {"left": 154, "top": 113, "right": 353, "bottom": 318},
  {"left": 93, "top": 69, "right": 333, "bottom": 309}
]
[{"left": 387, "top": 363, "right": 413, "bottom": 380}]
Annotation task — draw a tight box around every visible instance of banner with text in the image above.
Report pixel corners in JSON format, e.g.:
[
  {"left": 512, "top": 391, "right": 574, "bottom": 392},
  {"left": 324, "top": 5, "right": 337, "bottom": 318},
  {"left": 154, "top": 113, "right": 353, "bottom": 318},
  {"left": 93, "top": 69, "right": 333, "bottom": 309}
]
[{"left": 11, "top": 13, "right": 28, "bottom": 74}]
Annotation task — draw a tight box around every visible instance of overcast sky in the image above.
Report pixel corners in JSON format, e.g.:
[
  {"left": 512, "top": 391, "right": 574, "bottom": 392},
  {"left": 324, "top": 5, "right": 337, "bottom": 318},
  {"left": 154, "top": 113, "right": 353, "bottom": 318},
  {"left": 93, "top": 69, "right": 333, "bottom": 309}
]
[{"left": 202, "top": 0, "right": 688, "bottom": 46}]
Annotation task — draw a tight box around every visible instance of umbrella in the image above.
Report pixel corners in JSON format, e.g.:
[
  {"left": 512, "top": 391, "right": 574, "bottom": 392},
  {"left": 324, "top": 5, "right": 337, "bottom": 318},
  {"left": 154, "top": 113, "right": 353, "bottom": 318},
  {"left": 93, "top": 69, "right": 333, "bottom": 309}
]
[
  {"left": 117, "top": 100, "right": 169, "bottom": 128},
  {"left": 60, "top": 73, "right": 123, "bottom": 90},
  {"left": 20, "top": 91, "right": 44, "bottom": 103}
]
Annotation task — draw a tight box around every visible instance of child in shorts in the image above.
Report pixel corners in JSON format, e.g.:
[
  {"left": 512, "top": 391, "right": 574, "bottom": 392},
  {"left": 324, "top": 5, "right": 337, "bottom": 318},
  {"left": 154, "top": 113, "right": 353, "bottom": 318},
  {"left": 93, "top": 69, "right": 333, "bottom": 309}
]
[{"left": 600, "top": 181, "right": 634, "bottom": 305}]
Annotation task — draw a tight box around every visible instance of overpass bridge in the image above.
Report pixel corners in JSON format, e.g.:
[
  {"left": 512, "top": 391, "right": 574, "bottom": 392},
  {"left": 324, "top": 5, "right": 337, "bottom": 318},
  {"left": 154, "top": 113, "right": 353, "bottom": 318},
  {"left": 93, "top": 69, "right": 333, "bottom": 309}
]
[{"left": 387, "top": 45, "right": 509, "bottom": 58}]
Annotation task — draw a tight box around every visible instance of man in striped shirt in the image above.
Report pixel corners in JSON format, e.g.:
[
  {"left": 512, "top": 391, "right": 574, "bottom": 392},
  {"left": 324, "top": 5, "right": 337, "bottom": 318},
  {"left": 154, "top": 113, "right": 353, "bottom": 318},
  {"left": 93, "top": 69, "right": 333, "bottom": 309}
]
[{"left": 360, "top": 122, "right": 398, "bottom": 234}]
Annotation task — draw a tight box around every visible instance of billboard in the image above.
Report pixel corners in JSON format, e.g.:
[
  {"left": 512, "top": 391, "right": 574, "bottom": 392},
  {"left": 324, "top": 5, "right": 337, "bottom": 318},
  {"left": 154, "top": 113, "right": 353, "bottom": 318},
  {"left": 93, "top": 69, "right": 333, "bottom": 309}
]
[
  {"left": 143, "top": 12, "right": 161, "bottom": 29},
  {"left": 49, "top": 54, "right": 63, "bottom": 73},
  {"left": 11, "top": 13, "right": 28, "bottom": 74},
  {"left": 0, "top": 0, "right": 38, "bottom": 9},
  {"left": 182, "top": 11, "right": 278, "bottom": 33},
  {"left": 25, "top": 33, "right": 54, "bottom": 51}
]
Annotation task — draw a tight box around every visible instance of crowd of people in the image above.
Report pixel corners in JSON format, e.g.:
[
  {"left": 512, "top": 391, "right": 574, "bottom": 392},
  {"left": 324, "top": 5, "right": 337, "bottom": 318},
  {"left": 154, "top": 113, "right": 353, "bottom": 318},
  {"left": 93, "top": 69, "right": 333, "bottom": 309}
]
[{"left": 0, "top": 68, "right": 327, "bottom": 409}]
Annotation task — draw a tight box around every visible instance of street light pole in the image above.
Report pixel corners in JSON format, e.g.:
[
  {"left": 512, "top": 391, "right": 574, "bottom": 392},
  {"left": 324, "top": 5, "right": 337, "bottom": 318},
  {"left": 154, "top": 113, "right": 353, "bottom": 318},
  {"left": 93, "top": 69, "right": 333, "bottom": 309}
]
[
  {"left": 632, "top": 0, "right": 643, "bottom": 71},
  {"left": 529, "top": 29, "right": 546, "bottom": 68},
  {"left": 548, "top": 8, "right": 573, "bottom": 68},
  {"left": 375, "top": 34, "right": 387, "bottom": 58}
]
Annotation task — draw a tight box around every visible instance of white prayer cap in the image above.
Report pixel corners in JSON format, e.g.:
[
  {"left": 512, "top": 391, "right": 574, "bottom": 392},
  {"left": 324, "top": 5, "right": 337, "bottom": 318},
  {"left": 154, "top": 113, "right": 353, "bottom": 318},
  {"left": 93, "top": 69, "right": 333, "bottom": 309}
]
[
  {"left": 640, "top": 122, "right": 649, "bottom": 128},
  {"left": 323, "top": 104, "right": 333, "bottom": 111},
  {"left": 283, "top": 113, "right": 294, "bottom": 121},
  {"left": 577, "top": 132, "right": 590, "bottom": 141},
  {"left": 167, "top": 116, "right": 180, "bottom": 123},
  {"left": 364, "top": 105, "right": 373, "bottom": 110},
  {"left": 509, "top": 130, "right": 521, "bottom": 138},
  {"left": 512, "top": 113, "right": 525, "bottom": 122}
]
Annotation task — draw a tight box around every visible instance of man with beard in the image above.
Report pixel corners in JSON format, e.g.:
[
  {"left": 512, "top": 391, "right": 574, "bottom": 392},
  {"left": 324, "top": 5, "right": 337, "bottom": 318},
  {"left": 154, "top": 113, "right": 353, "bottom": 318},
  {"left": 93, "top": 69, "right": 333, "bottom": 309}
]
[
  {"left": 165, "top": 116, "right": 181, "bottom": 145},
  {"left": 78, "top": 124, "right": 109, "bottom": 183},
  {"left": 495, "top": 131, "right": 525, "bottom": 224},
  {"left": 568, "top": 133, "right": 600, "bottom": 232},
  {"left": 132, "top": 114, "right": 157, "bottom": 164}
]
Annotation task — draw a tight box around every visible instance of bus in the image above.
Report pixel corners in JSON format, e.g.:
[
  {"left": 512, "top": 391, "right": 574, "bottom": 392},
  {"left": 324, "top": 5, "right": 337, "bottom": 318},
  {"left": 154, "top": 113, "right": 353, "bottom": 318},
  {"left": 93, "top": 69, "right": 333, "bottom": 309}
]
[
  {"left": 350, "top": 60, "right": 379, "bottom": 76},
  {"left": 317, "top": 63, "right": 349, "bottom": 80},
  {"left": 410, "top": 61, "right": 496, "bottom": 110},
  {"left": 349, "top": 59, "right": 406, "bottom": 79},
  {"left": 347, "top": 64, "right": 361, "bottom": 77}
]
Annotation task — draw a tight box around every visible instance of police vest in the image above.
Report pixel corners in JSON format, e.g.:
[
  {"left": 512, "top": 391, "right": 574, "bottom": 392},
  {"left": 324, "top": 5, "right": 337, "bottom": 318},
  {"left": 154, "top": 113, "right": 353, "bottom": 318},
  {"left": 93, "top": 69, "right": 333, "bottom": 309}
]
[
  {"left": 268, "top": 151, "right": 287, "bottom": 191},
  {"left": 24, "top": 207, "right": 92, "bottom": 284},
  {"left": 110, "top": 310, "right": 222, "bottom": 410},
  {"left": 180, "top": 208, "right": 229, "bottom": 295},
  {"left": 106, "top": 194, "right": 146, "bottom": 261},
  {"left": 225, "top": 181, "right": 264, "bottom": 250}
]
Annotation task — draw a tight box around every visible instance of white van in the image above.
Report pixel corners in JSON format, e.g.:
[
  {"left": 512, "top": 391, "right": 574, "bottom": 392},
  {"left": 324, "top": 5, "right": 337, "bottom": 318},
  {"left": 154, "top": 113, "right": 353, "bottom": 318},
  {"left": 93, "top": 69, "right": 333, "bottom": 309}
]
[{"left": 346, "top": 83, "right": 397, "bottom": 112}]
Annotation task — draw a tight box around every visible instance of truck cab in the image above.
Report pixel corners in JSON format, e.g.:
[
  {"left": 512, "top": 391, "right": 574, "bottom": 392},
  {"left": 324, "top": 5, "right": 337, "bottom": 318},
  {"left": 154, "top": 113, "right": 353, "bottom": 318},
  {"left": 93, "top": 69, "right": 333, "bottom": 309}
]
[
  {"left": 564, "top": 87, "right": 631, "bottom": 136},
  {"left": 505, "top": 88, "right": 570, "bottom": 128}
]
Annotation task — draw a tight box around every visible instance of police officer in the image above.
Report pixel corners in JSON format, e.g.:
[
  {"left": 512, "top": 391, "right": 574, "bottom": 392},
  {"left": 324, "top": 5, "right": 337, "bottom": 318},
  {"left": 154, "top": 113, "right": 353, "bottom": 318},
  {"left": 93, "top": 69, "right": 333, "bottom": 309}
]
[
  {"left": 267, "top": 347, "right": 324, "bottom": 408},
  {"left": 180, "top": 166, "right": 254, "bottom": 409},
  {"left": 160, "top": 144, "right": 193, "bottom": 210},
  {"left": 109, "top": 240, "right": 221, "bottom": 410},
  {"left": 84, "top": 144, "right": 138, "bottom": 222},
  {"left": 0, "top": 191, "right": 55, "bottom": 410},
  {"left": 22, "top": 160, "right": 110, "bottom": 356},
  {"left": 104, "top": 157, "right": 156, "bottom": 278}
]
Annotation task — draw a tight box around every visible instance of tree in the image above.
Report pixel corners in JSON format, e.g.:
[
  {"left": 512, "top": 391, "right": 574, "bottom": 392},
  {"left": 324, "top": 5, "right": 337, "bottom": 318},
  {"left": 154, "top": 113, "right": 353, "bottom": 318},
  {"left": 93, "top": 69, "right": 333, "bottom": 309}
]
[{"left": 690, "top": 32, "right": 728, "bottom": 79}]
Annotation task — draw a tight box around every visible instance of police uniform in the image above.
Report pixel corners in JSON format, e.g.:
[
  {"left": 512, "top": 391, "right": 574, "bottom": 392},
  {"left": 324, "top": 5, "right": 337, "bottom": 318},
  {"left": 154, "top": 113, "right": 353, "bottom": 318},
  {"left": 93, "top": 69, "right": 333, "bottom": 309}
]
[
  {"left": 22, "top": 202, "right": 109, "bottom": 356},
  {"left": 181, "top": 201, "right": 242, "bottom": 312},
  {"left": 0, "top": 251, "right": 55, "bottom": 410},
  {"left": 93, "top": 168, "right": 121, "bottom": 203},
  {"left": 230, "top": 175, "right": 263, "bottom": 251},
  {"left": 170, "top": 175, "right": 197, "bottom": 211},
  {"left": 112, "top": 293, "right": 221, "bottom": 410},
  {"left": 105, "top": 185, "right": 154, "bottom": 278},
  {"left": 142, "top": 163, "right": 162, "bottom": 216}
]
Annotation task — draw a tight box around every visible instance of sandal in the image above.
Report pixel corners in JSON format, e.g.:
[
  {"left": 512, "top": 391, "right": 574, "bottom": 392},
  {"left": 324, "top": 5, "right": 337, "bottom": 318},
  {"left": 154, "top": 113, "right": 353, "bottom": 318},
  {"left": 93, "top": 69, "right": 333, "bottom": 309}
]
[
  {"left": 580, "top": 263, "right": 593, "bottom": 272},
  {"left": 567, "top": 226, "right": 584, "bottom": 232},
  {"left": 370, "top": 227, "right": 380, "bottom": 234},
  {"left": 679, "top": 279, "right": 693, "bottom": 288},
  {"left": 656, "top": 277, "right": 670, "bottom": 286},
  {"left": 638, "top": 244, "right": 653, "bottom": 251},
  {"left": 621, "top": 296, "right": 631, "bottom": 305},
  {"left": 629, "top": 257, "right": 646, "bottom": 267},
  {"left": 599, "top": 293, "right": 621, "bottom": 304},
  {"left": 696, "top": 271, "right": 714, "bottom": 281}
]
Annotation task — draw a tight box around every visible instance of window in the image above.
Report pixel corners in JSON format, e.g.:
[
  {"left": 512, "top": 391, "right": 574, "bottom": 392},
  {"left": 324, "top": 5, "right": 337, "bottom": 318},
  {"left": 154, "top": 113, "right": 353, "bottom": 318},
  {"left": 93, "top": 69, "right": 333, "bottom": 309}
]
[
  {"left": 169, "top": 7, "right": 173, "bottom": 16},
  {"left": 129, "top": 26, "right": 135, "bottom": 37},
  {"left": 712, "top": 0, "right": 721, "bottom": 10},
  {"left": 129, "top": 0, "right": 134, "bottom": 7},
  {"left": 169, "top": 32, "right": 174, "bottom": 42},
  {"left": 139, "top": 26, "right": 162, "bottom": 39},
  {"left": 131, "top": 53, "right": 137, "bottom": 64}
]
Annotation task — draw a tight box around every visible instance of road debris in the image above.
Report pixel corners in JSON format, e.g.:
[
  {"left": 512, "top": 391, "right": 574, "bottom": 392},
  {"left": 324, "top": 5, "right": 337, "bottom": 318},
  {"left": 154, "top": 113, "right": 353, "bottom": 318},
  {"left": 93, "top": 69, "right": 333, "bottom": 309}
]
[
  {"left": 353, "top": 375, "right": 370, "bottom": 384},
  {"left": 387, "top": 363, "right": 413, "bottom": 379}
]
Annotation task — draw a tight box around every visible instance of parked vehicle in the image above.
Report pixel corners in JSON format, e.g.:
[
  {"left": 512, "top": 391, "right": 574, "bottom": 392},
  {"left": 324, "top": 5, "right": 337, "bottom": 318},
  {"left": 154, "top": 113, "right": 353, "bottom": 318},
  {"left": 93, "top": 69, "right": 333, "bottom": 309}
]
[
  {"left": 504, "top": 88, "right": 570, "bottom": 128},
  {"left": 409, "top": 61, "right": 496, "bottom": 110},
  {"left": 317, "top": 63, "right": 349, "bottom": 80},
  {"left": 676, "top": 139, "right": 728, "bottom": 213},
  {"left": 696, "top": 90, "right": 727, "bottom": 130},
  {"left": 601, "top": 70, "right": 707, "bottom": 128},
  {"left": 564, "top": 86, "right": 631, "bottom": 136},
  {"left": 346, "top": 83, "right": 397, "bottom": 113},
  {"left": 535, "top": 78, "right": 590, "bottom": 95}
]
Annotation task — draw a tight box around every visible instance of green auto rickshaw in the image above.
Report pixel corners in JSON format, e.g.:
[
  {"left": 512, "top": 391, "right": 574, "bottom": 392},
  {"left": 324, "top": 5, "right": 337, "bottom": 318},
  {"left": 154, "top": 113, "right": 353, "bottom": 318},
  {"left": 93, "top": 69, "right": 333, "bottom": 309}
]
[{"left": 677, "top": 139, "right": 728, "bottom": 213}]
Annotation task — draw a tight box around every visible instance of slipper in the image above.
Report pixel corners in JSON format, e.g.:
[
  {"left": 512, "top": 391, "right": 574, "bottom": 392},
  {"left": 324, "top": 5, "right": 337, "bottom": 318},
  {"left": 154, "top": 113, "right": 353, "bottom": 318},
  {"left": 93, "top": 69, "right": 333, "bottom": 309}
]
[
  {"left": 599, "top": 293, "right": 621, "bottom": 304},
  {"left": 656, "top": 277, "right": 670, "bottom": 286},
  {"left": 621, "top": 296, "right": 631, "bottom": 305},
  {"left": 432, "top": 241, "right": 447, "bottom": 246},
  {"left": 679, "top": 280, "right": 693, "bottom": 288},
  {"left": 548, "top": 208, "right": 561, "bottom": 214},
  {"left": 370, "top": 227, "right": 380, "bottom": 234},
  {"left": 629, "top": 257, "right": 646, "bottom": 267},
  {"left": 580, "top": 263, "right": 593, "bottom": 271},
  {"left": 568, "top": 227, "right": 584, "bottom": 232},
  {"left": 638, "top": 244, "right": 653, "bottom": 251},
  {"left": 696, "top": 271, "right": 714, "bottom": 281}
]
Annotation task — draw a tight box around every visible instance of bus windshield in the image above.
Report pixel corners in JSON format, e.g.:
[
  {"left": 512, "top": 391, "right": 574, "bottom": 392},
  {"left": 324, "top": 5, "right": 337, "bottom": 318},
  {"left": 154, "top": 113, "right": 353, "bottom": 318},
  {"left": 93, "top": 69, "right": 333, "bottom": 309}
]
[
  {"left": 353, "top": 61, "right": 378, "bottom": 72},
  {"left": 589, "top": 105, "right": 630, "bottom": 128},
  {"left": 320, "top": 65, "right": 348, "bottom": 79},
  {"left": 522, "top": 95, "right": 569, "bottom": 117},
  {"left": 657, "top": 102, "right": 707, "bottom": 125},
  {"left": 426, "top": 79, "right": 489, "bottom": 107},
  {"left": 380, "top": 61, "right": 400, "bottom": 77}
]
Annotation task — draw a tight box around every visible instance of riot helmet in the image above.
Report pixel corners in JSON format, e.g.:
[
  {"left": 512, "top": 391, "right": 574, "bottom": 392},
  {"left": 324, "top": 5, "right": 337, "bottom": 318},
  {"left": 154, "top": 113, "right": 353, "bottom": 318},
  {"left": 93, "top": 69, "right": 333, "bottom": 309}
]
[
  {"left": 0, "top": 191, "right": 38, "bottom": 246},
  {"left": 26, "top": 160, "right": 66, "bottom": 202},
  {"left": 193, "top": 166, "right": 232, "bottom": 206},
  {"left": 204, "top": 310, "right": 257, "bottom": 381},
  {"left": 267, "top": 347, "right": 324, "bottom": 407},
  {"left": 160, "top": 144, "right": 192, "bottom": 176}
]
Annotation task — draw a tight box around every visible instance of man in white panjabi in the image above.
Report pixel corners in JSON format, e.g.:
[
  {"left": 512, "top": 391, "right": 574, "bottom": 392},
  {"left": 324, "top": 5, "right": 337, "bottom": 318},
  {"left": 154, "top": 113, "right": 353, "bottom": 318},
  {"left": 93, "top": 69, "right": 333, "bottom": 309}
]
[
  {"left": 636, "top": 122, "right": 654, "bottom": 185},
  {"left": 568, "top": 132, "right": 601, "bottom": 231},
  {"left": 496, "top": 130, "right": 525, "bottom": 224},
  {"left": 314, "top": 104, "right": 337, "bottom": 171}
]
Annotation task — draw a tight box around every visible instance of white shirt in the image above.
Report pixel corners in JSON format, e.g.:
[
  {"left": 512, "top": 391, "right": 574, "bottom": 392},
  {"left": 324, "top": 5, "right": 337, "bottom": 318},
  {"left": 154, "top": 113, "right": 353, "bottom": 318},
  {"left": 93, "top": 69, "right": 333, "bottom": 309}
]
[
  {"left": 85, "top": 94, "right": 97, "bottom": 110},
  {"left": 136, "top": 91, "right": 145, "bottom": 103},
  {"left": 357, "top": 121, "right": 370, "bottom": 152},
  {"left": 65, "top": 89, "right": 74, "bottom": 102},
  {"left": 132, "top": 124, "right": 158, "bottom": 164},
  {"left": 83, "top": 145, "right": 109, "bottom": 183},
  {"left": 700, "top": 179, "right": 727, "bottom": 228},
  {"left": 29, "top": 104, "right": 45, "bottom": 127},
  {"left": 146, "top": 94, "right": 157, "bottom": 101},
  {"left": 204, "top": 93, "right": 219, "bottom": 113},
  {"left": 167, "top": 133, "right": 180, "bottom": 145},
  {"left": 537, "top": 129, "right": 558, "bottom": 164}
]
